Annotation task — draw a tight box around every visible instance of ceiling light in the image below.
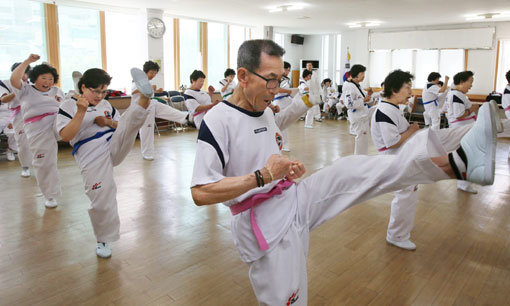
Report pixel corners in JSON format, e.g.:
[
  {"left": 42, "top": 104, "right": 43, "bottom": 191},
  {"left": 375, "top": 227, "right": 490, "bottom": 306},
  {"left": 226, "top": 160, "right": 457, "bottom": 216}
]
[
  {"left": 267, "top": 2, "right": 308, "bottom": 13},
  {"left": 465, "top": 12, "right": 510, "bottom": 21},
  {"left": 347, "top": 21, "right": 381, "bottom": 28}
]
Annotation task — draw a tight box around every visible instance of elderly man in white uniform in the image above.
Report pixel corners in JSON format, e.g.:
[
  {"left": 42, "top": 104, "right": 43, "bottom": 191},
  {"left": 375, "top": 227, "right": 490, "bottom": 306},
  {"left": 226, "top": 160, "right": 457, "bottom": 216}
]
[
  {"left": 183, "top": 70, "right": 219, "bottom": 130},
  {"left": 190, "top": 40, "right": 498, "bottom": 306}
]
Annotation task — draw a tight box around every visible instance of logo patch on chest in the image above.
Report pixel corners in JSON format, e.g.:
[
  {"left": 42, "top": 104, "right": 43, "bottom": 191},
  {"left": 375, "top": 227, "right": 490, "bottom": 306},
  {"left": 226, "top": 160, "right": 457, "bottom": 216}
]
[
  {"left": 275, "top": 132, "right": 283, "bottom": 150},
  {"left": 55, "top": 96, "right": 62, "bottom": 102},
  {"left": 104, "top": 110, "right": 112, "bottom": 119},
  {"left": 254, "top": 127, "right": 267, "bottom": 134}
]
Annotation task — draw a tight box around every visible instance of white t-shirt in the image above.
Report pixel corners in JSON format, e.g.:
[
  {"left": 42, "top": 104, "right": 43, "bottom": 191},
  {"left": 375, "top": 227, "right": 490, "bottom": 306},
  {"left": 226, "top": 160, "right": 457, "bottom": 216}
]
[
  {"left": 422, "top": 82, "right": 441, "bottom": 110},
  {"left": 219, "top": 78, "right": 236, "bottom": 100},
  {"left": 13, "top": 83, "right": 64, "bottom": 138},
  {"left": 371, "top": 101, "right": 409, "bottom": 154},
  {"left": 341, "top": 80, "right": 369, "bottom": 120},
  {"left": 446, "top": 89, "right": 475, "bottom": 125},
  {"left": 183, "top": 88, "right": 212, "bottom": 129},
  {"left": 56, "top": 97, "right": 120, "bottom": 169},
  {"left": 298, "top": 79, "right": 309, "bottom": 95},
  {"left": 502, "top": 84, "right": 510, "bottom": 115},
  {"left": 273, "top": 75, "right": 292, "bottom": 110},
  {"left": 191, "top": 97, "right": 308, "bottom": 262}
]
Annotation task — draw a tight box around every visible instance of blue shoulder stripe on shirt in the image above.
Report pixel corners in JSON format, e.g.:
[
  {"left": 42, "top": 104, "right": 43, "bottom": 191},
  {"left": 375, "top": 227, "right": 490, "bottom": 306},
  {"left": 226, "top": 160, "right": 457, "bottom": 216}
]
[
  {"left": 375, "top": 109, "right": 396, "bottom": 126},
  {"left": 183, "top": 94, "right": 196, "bottom": 100},
  {"left": 452, "top": 95, "right": 464, "bottom": 104},
  {"left": 504, "top": 88, "right": 510, "bottom": 94},
  {"left": 0, "top": 80, "right": 10, "bottom": 93},
  {"left": 426, "top": 83, "right": 434, "bottom": 89},
  {"left": 197, "top": 120, "right": 225, "bottom": 168},
  {"left": 58, "top": 108, "right": 73, "bottom": 119}
]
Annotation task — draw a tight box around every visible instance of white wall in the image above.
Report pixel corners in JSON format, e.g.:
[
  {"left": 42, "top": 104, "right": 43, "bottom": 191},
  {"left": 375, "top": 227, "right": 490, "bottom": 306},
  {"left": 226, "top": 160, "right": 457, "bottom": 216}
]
[{"left": 340, "top": 29, "right": 370, "bottom": 87}]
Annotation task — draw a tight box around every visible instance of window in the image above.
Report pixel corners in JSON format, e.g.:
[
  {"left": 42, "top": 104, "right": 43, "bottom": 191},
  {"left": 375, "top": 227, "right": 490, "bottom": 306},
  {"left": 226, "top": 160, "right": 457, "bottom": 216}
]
[
  {"left": 391, "top": 49, "right": 413, "bottom": 72},
  {"left": 439, "top": 49, "right": 464, "bottom": 81},
  {"left": 322, "top": 35, "right": 329, "bottom": 79},
  {"left": 58, "top": 5, "right": 102, "bottom": 93},
  {"left": 335, "top": 34, "right": 342, "bottom": 85},
  {"left": 496, "top": 40, "right": 510, "bottom": 93},
  {"left": 163, "top": 17, "right": 175, "bottom": 90},
  {"left": 369, "top": 50, "right": 391, "bottom": 87},
  {"left": 274, "top": 33, "right": 284, "bottom": 49},
  {"left": 105, "top": 11, "right": 148, "bottom": 92},
  {"left": 0, "top": 0, "right": 47, "bottom": 80},
  {"left": 179, "top": 19, "right": 201, "bottom": 87},
  {"left": 229, "top": 25, "right": 249, "bottom": 70},
  {"left": 207, "top": 22, "right": 228, "bottom": 91},
  {"left": 415, "top": 50, "right": 439, "bottom": 88}
]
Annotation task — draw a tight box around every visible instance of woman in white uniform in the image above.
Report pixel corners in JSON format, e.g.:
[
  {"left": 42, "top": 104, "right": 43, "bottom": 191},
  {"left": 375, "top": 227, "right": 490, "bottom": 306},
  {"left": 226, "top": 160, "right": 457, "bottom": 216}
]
[
  {"left": 57, "top": 68, "right": 152, "bottom": 258},
  {"left": 11, "top": 54, "right": 63, "bottom": 208}
]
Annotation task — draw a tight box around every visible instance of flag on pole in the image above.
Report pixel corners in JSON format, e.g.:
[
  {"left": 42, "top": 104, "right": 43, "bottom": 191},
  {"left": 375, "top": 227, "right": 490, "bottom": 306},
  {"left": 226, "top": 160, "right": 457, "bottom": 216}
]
[{"left": 343, "top": 47, "right": 351, "bottom": 82}]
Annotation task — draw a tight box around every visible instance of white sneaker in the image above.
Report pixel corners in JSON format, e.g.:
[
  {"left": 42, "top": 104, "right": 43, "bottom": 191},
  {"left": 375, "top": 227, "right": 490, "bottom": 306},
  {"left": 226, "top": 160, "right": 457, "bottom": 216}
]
[
  {"left": 44, "top": 198, "right": 58, "bottom": 208},
  {"left": 143, "top": 155, "right": 154, "bottom": 161},
  {"left": 6, "top": 150, "right": 15, "bottom": 161},
  {"left": 460, "top": 102, "right": 497, "bottom": 186},
  {"left": 304, "top": 125, "right": 313, "bottom": 129},
  {"left": 130, "top": 68, "right": 153, "bottom": 98},
  {"left": 489, "top": 100, "right": 503, "bottom": 133},
  {"left": 282, "top": 147, "right": 290, "bottom": 152},
  {"left": 21, "top": 167, "right": 30, "bottom": 177},
  {"left": 458, "top": 184, "right": 478, "bottom": 194},
  {"left": 386, "top": 238, "right": 416, "bottom": 250},
  {"left": 96, "top": 242, "right": 112, "bottom": 258}
]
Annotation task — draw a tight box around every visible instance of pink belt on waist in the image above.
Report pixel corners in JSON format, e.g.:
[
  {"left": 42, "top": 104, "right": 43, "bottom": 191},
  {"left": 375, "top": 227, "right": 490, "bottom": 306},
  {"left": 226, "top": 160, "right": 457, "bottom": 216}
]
[
  {"left": 24, "top": 112, "right": 56, "bottom": 124},
  {"left": 9, "top": 105, "right": 21, "bottom": 120},
  {"left": 505, "top": 106, "right": 510, "bottom": 112},
  {"left": 230, "top": 179, "right": 295, "bottom": 252},
  {"left": 451, "top": 115, "right": 476, "bottom": 124},
  {"left": 193, "top": 111, "right": 205, "bottom": 117},
  {"left": 378, "top": 147, "right": 388, "bottom": 152}
]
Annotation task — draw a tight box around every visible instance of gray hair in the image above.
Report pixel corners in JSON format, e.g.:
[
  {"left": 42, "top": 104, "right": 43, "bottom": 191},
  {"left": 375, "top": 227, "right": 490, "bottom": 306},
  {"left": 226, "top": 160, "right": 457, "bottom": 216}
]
[{"left": 237, "top": 39, "right": 285, "bottom": 71}]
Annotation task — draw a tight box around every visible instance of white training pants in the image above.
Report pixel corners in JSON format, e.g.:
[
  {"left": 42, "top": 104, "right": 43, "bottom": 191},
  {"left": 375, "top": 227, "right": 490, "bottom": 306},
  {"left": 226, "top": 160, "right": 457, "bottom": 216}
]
[
  {"left": 12, "top": 112, "right": 32, "bottom": 168},
  {"left": 27, "top": 124, "right": 61, "bottom": 200},
  {"left": 351, "top": 116, "right": 370, "bottom": 155},
  {"left": 423, "top": 107, "right": 441, "bottom": 130},
  {"left": 304, "top": 104, "right": 320, "bottom": 127},
  {"left": 248, "top": 126, "right": 470, "bottom": 305},
  {"left": 449, "top": 121, "right": 476, "bottom": 190},
  {"left": 139, "top": 99, "right": 188, "bottom": 157},
  {"left": 386, "top": 185, "right": 418, "bottom": 242},
  {"left": 82, "top": 104, "right": 149, "bottom": 242}
]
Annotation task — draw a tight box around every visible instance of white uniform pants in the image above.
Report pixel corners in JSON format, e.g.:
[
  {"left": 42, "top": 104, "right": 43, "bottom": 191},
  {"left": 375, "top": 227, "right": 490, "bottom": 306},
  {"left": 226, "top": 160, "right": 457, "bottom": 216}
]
[
  {"left": 424, "top": 106, "right": 441, "bottom": 130},
  {"left": 12, "top": 112, "right": 32, "bottom": 168},
  {"left": 82, "top": 104, "right": 149, "bottom": 242},
  {"left": 304, "top": 105, "right": 320, "bottom": 127},
  {"left": 351, "top": 116, "right": 370, "bottom": 155},
  {"left": 387, "top": 185, "right": 418, "bottom": 242},
  {"left": 27, "top": 125, "right": 61, "bottom": 200},
  {"left": 449, "top": 121, "right": 476, "bottom": 190},
  {"left": 248, "top": 126, "right": 470, "bottom": 305},
  {"left": 2, "top": 126, "right": 16, "bottom": 151},
  {"left": 139, "top": 99, "right": 188, "bottom": 157}
]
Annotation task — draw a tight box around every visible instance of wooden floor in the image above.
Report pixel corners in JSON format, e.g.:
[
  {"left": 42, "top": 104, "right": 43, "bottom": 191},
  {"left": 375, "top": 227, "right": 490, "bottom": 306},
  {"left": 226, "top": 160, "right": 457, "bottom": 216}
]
[{"left": 0, "top": 119, "right": 509, "bottom": 306}]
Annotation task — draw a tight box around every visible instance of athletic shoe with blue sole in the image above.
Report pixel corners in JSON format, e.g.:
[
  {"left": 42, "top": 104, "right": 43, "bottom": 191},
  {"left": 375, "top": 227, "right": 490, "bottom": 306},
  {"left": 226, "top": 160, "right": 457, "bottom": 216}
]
[{"left": 460, "top": 102, "right": 497, "bottom": 186}]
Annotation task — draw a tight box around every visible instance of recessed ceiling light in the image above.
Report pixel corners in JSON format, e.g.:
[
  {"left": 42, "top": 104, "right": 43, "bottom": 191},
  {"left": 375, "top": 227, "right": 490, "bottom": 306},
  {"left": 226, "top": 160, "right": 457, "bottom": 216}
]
[
  {"left": 297, "top": 16, "right": 311, "bottom": 19},
  {"left": 465, "top": 12, "right": 510, "bottom": 21},
  {"left": 347, "top": 21, "right": 381, "bottom": 28},
  {"left": 267, "top": 2, "right": 308, "bottom": 13}
]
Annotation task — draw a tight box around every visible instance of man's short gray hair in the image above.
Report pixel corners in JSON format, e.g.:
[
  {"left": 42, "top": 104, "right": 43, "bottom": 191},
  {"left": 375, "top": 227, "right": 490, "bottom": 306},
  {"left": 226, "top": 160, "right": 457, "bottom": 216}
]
[{"left": 237, "top": 39, "right": 285, "bottom": 71}]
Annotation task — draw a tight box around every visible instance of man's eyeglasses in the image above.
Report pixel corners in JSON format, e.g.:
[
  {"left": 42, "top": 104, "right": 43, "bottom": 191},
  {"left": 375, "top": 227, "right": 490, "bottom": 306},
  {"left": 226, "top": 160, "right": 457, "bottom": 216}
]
[{"left": 248, "top": 70, "right": 282, "bottom": 89}]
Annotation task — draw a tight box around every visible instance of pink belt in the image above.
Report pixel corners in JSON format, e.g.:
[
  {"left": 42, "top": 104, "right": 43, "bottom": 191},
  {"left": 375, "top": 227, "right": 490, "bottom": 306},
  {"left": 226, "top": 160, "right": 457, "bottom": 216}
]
[
  {"left": 9, "top": 105, "right": 21, "bottom": 121},
  {"left": 378, "top": 147, "right": 388, "bottom": 152},
  {"left": 451, "top": 115, "right": 476, "bottom": 124},
  {"left": 505, "top": 106, "right": 510, "bottom": 112},
  {"left": 24, "top": 112, "right": 56, "bottom": 124},
  {"left": 230, "top": 179, "right": 295, "bottom": 252},
  {"left": 193, "top": 111, "right": 205, "bottom": 117}
]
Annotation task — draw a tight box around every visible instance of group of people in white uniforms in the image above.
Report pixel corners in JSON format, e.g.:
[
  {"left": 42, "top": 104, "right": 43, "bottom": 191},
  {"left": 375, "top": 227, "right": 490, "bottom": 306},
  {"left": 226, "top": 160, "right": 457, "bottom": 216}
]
[
  {"left": 0, "top": 79, "right": 17, "bottom": 162},
  {"left": 320, "top": 78, "right": 339, "bottom": 115},
  {"left": 131, "top": 60, "right": 188, "bottom": 161},
  {"left": 190, "top": 39, "right": 499, "bottom": 305},
  {"left": 183, "top": 70, "right": 219, "bottom": 129},
  {"left": 422, "top": 72, "right": 449, "bottom": 130}
]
